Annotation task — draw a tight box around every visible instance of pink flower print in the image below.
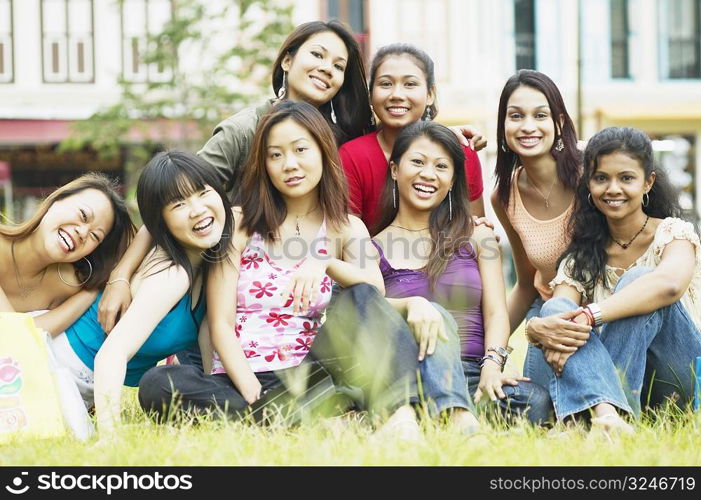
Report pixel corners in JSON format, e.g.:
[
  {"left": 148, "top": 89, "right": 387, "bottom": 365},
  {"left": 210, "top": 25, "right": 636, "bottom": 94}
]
[
  {"left": 244, "top": 349, "right": 260, "bottom": 358},
  {"left": 295, "top": 337, "right": 313, "bottom": 351},
  {"left": 240, "top": 315, "right": 247, "bottom": 322},
  {"left": 320, "top": 276, "right": 332, "bottom": 293},
  {"left": 265, "top": 312, "right": 293, "bottom": 327},
  {"left": 235, "top": 324, "right": 242, "bottom": 338},
  {"left": 249, "top": 281, "right": 277, "bottom": 298},
  {"left": 241, "top": 254, "right": 263, "bottom": 270},
  {"left": 300, "top": 321, "right": 317, "bottom": 336},
  {"left": 282, "top": 294, "right": 294, "bottom": 308},
  {"left": 268, "top": 273, "right": 278, "bottom": 280},
  {"left": 264, "top": 348, "right": 288, "bottom": 363},
  {"left": 248, "top": 341, "right": 258, "bottom": 348},
  {"left": 318, "top": 248, "right": 328, "bottom": 255}
]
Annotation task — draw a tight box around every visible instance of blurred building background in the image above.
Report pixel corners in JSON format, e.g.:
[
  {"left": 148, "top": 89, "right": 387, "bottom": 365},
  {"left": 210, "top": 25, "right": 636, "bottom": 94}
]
[{"left": 0, "top": 0, "right": 699, "bottom": 228}]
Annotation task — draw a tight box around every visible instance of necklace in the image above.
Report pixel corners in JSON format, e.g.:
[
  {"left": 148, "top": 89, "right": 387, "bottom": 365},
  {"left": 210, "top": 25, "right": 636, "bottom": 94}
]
[
  {"left": 526, "top": 173, "right": 557, "bottom": 208},
  {"left": 11, "top": 240, "right": 48, "bottom": 299},
  {"left": 610, "top": 215, "right": 649, "bottom": 249},
  {"left": 389, "top": 224, "right": 429, "bottom": 232},
  {"left": 292, "top": 206, "right": 319, "bottom": 236}
]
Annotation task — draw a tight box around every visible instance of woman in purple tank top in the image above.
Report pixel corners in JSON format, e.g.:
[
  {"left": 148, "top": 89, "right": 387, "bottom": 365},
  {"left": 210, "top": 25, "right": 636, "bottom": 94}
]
[
  {"left": 140, "top": 101, "right": 428, "bottom": 440},
  {"left": 373, "top": 121, "right": 552, "bottom": 425}
]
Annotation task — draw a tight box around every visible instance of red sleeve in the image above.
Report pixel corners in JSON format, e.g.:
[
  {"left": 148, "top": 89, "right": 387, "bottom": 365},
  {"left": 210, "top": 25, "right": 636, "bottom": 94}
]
[
  {"left": 339, "top": 144, "right": 363, "bottom": 216},
  {"left": 462, "top": 146, "right": 484, "bottom": 202}
]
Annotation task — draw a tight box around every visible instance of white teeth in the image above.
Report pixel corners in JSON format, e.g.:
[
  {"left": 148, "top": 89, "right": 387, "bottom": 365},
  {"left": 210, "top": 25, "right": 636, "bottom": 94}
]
[
  {"left": 414, "top": 184, "right": 436, "bottom": 193},
  {"left": 58, "top": 229, "right": 74, "bottom": 251},
  {"left": 388, "top": 107, "right": 409, "bottom": 114},
  {"left": 519, "top": 137, "right": 540, "bottom": 144},
  {"left": 193, "top": 218, "right": 214, "bottom": 231},
  {"left": 604, "top": 200, "right": 625, "bottom": 206},
  {"left": 310, "top": 76, "right": 329, "bottom": 89}
]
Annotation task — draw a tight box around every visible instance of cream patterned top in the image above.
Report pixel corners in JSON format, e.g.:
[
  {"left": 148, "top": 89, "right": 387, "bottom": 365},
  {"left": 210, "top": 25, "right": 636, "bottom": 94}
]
[{"left": 550, "top": 217, "right": 701, "bottom": 329}]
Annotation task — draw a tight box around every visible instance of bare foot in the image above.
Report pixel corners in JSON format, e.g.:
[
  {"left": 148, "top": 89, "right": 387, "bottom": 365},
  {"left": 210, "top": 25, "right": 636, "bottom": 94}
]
[
  {"left": 372, "top": 405, "right": 422, "bottom": 443},
  {"left": 449, "top": 409, "right": 481, "bottom": 436}
]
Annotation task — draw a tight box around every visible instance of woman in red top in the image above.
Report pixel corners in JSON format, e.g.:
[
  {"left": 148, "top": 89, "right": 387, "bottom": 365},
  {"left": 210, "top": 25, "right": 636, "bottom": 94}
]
[{"left": 339, "top": 43, "right": 485, "bottom": 233}]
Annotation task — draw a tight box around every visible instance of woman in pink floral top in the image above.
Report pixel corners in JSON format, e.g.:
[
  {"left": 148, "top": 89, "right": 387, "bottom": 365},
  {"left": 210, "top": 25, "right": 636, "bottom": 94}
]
[{"left": 139, "top": 101, "right": 425, "bottom": 438}]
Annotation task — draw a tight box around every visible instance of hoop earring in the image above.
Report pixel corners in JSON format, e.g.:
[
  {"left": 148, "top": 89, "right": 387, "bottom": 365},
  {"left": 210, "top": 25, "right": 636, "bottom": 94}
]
[
  {"left": 392, "top": 180, "right": 397, "bottom": 209},
  {"left": 642, "top": 192, "right": 649, "bottom": 207},
  {"left": 554, "top": 138, "right": 564, "bottom": 152},
  {"left": 277, "top": 71, "right": 287, "bottom": 100},
  {"left": 448, "top": 189, "right": 453, "bottom": 221},
  {"left": 58, "top": 257, "right": 93, "bottom": 287},
  {"left": 330, "top": 99, "right": 337, "bottom": 124},
  {"left": 587, "top": 193, "right": 594, "bottom": 207}
]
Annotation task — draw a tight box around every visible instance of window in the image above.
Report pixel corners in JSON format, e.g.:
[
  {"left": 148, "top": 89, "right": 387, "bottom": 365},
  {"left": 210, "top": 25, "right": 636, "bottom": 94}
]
[
  {"left": 514, "top": 0, "right": 537, "bottom": 70},
  {"left": 41, "top": 0, "right": 94, "bottom": 83},
  {"left": 0, "top": 0, "right": 12, "bottom": 83},
  {"left": 325, "top": 0, "right": 368, "bottom": 61},
  {"left": 121, "top": 0, "right": 173, "bottom": 83},
  {"left": 663, "top": 0, "right": 700, "bottom": 78},
  {"left": 610, "top": 0, "right": 630, "bottom": 78}
]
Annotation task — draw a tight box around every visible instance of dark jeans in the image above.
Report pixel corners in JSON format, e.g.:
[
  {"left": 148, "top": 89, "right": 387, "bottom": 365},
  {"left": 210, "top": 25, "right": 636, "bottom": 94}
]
[
  {"left": 463, "top": 357, "right": 552, "bottom": 425},
  {"left": 139, "top": 284, "right": 420, "bottom": 421}
]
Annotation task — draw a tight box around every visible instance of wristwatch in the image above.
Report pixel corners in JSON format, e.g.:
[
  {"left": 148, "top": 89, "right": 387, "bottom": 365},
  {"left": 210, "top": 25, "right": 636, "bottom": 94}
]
[{"left": 585, "top": 302, "right": 604, "bottom": 327}]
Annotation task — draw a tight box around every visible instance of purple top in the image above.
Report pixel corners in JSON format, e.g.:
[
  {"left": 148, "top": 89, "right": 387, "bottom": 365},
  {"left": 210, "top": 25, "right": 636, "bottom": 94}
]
[{"left": 373, "top": 241, "right": 485, "bottom": 358}]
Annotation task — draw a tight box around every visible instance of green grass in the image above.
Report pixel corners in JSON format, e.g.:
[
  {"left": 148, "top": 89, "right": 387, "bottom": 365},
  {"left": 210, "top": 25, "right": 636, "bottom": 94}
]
[{"left": 2, "top": 327, "right": 701, "bottom": 466}]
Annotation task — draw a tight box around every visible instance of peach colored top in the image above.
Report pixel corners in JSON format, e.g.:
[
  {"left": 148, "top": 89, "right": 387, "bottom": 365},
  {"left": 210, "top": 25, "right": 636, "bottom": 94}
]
[{"left": 506, "top": 167, "right": 574, "bottom": 300}]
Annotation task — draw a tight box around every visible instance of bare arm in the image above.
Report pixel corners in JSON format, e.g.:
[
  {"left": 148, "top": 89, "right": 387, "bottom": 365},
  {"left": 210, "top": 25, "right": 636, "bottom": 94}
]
[
  {"left": 98, "top": 225, "right": 153, "bottom": 332},
  {"left": 490, "top": 191, "right": 539, "bottom": 332},
  {"left": 207, "top": 232, "right": 262, "bottom": 405},
  {"left": 334, "top": 215, "right": 385, "bottom": 293},
  {"left": 93, "top": 265, "right": 188, "bottom": 434},
  {"left": 598, "top": 239, "right": 695, "bottom": 322},
  {"left": 469, "top": 195, "right": 486, "bottom": 218},
  {"left": 34, "top": 289, "right": 98, "bottom": 336}
]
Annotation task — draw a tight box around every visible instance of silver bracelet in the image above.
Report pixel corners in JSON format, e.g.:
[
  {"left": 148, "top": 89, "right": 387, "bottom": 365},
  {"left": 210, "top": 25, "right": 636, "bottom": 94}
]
[
  {"left": 487, "top": 346, "right": 511, "bottom": 362},
  {"left": 107, "top": 277, "right": 130, "bottom": 287}
]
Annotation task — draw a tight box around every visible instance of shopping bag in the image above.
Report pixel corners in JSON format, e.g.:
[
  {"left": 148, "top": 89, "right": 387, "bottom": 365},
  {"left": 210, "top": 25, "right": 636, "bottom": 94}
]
[{"left": 0, "top": 312, "right": 66, "bottom": 443}]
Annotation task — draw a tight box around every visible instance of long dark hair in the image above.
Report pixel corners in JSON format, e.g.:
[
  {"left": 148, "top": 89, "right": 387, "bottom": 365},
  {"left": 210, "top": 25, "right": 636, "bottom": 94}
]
[
  {"left": 136, "top": 150, "right": 234, "bottom": 285},
  {"left": 272, "top": 20, "right": 373, "bottom": 145},
  {"left": 559, "top": 126, "right": 683, "bottom": 296},
  {"left": 239, "top": 100, "right": 349, "bottom": 241},
  {"left": 374, "top": 121, "right": 472, "bottom": 289},
  {"left": 494, "top": 70, "right": 581, "bottom": 207},
  {"left": 0, "top": 173, "right": 134, "bottom": 290},
  {"left": 369, "top": 43, "right": 438, "bottom": 120}
]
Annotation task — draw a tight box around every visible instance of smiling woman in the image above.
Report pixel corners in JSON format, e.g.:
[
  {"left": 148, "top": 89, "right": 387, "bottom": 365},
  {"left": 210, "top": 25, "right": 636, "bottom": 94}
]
[
  {"left": 0, "top": 173, "right": 133, "bottom": 333},
  {"left": 34, "top": 151, "right": 235, "bottom": 436}
]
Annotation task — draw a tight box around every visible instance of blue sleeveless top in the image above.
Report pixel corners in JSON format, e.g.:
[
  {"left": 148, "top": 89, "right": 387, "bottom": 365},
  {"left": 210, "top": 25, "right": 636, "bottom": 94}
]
[{"left": 65, "top": 288, "right": 205, "bottom": 386}]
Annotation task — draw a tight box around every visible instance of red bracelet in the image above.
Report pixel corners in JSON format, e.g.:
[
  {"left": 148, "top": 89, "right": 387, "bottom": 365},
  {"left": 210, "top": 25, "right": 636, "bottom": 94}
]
[{"left": 581, "top": 307, "right": 595, "bottom": 326}]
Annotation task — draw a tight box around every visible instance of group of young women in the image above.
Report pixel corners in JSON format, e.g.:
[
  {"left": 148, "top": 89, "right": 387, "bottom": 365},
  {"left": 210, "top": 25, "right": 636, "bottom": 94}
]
[{"left": 2, "top": 20, "right": 699, "bottom": 441}]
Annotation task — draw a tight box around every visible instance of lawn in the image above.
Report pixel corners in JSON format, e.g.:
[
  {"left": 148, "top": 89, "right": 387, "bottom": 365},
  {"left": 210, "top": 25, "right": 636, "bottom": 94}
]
[{"left": 3, "top": 326, "right": 700, "bottom": 466}]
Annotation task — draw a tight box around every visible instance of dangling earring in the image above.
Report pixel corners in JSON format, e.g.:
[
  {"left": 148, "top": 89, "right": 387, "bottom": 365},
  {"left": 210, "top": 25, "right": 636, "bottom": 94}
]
[
  {"left": 501, "top": 140, "right": 509, "bottom": 153},
  {"left": 57, "top": 257, "right": 93, "bottom": 287},
  {"left": 422, "top": 107, "right": 431, "bottom": 121},
  {"left": 642, "top": 192, "right": 649, "bottom": 207},
  {"left": 392, "top": 179, "right": 397, "bottom": 209},
  {"left": 448, "top": 189, "right": 453, "bottom": 221},
  {"left": 277, "top": 71, "right": 287, "bottom": 100},
  {"left": 330, "top": 100, "right": 337, "bottom": 124},
  {"left": 554, "top": 138, "right": 564, "bottom": 151},
  {"left": 587, "top": 193, "right": 594, "bottom": 207}
]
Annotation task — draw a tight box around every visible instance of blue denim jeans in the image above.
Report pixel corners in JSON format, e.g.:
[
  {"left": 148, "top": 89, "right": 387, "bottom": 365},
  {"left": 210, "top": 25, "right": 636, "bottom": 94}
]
[
  {"left": 462, "top": 357, "right": 552, "bottom": 425},
  {"left": 417, "top": 303, "right": 470, "bottom": 417},
  {"left": 525, "top": 266, "right": 701, "bottom": 419}
]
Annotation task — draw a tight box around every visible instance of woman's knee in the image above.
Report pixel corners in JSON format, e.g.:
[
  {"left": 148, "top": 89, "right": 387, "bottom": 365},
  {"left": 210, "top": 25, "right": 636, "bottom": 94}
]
[
  {"left": 502, "top": 381, "right": 552, "bottom": 424},
  {"left": 138, "top": 365, "right": 183, "bottom": 412},
  {"left": 541, "top": 297, "right": 580, "bottom": 317},
  {"left": 614, "top": 266, "right": 654, "bottom": 292}
]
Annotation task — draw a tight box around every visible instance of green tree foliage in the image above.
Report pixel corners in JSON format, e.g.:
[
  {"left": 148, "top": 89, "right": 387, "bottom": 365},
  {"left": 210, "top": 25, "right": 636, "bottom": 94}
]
[{"left": 61, "top": 0, "right": 294, "bottom": 199}]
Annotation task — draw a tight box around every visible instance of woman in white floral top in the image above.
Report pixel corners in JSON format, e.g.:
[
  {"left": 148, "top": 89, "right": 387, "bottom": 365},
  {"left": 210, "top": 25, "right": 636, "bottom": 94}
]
[{"left": 525, "top": 126, "right": 701, "bottom": 436}]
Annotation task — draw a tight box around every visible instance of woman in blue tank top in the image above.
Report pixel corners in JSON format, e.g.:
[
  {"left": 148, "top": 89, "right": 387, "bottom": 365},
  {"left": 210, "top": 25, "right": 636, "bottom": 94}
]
[{"left": 49, "top": 150, "right": 233, "bottom": 435}]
